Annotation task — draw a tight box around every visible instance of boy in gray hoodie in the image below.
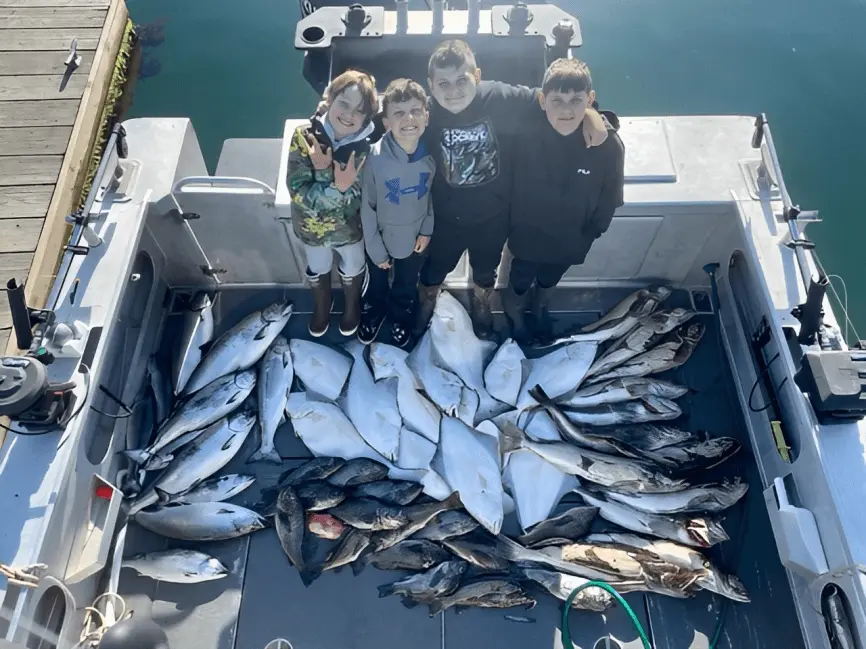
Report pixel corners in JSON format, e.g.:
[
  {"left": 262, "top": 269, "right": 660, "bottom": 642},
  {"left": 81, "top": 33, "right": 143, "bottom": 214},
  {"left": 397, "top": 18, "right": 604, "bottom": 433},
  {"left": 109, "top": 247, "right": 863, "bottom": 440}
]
[{"left": 358, "top": 78, "right": 436, "bottom": 347}]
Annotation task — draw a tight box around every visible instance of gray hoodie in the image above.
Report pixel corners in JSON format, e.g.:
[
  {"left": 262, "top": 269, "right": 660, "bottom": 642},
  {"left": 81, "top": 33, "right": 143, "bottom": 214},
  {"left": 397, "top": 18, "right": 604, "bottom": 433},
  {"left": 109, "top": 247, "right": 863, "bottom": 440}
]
[{"left": 360, "top": 132, "right": 436, "bottom": 265}]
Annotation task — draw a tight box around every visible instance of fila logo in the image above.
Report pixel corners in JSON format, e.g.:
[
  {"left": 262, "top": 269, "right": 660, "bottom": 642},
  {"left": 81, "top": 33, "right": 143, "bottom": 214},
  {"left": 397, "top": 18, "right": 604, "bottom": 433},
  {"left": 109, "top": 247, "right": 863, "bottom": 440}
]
[
  {"left": 577, "top": 169, "right": 591, "bottom": 175},
  {"left": 385, "top": 172, "right": 430, "bottom": 204}
]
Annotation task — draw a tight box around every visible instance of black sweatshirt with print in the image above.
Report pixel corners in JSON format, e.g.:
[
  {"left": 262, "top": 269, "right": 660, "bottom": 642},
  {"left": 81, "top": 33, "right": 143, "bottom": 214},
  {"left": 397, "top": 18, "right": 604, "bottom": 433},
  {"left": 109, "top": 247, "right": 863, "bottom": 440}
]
[{"left": 424, "top": 80, "right": 536, "bottom": 227}]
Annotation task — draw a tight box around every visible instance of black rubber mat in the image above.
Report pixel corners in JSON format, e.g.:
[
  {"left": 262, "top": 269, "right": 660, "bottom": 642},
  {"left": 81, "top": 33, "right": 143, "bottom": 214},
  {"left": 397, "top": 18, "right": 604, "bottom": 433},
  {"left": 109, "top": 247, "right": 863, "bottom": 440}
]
[{"left": 115, "top": 286, "right": 806, "bottom": 649}]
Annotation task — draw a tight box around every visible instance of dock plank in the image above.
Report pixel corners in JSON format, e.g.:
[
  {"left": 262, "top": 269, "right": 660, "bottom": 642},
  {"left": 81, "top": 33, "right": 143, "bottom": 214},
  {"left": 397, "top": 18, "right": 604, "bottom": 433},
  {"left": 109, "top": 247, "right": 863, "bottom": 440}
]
[
  {"left": 0, "top": 155, "right": 62, "bottom": 185},
  {"left": 0, "top": 99, "right": 80, "bottom": 127},
  {"left": 0, "top": 50, "right": 94, "bottom": 75},
  {"left": 0, "top": 0, "right": 109, "bottom": 7},
  {"left": 0, "top": 126, "right": 73, "bottom": 155},
  {"left": 0, "top": 27, "right": 101, "bottom": 50},
  {"left": 0, "top": 330, "right": 9, "bottom": 355},
  {"left": 0, "top": 219, "right": 43, "bottom": 253},
  {"left": 0, "top": 75, "right": 88, "bottom": 101},
  {"left": 0, "top": 252, "right": 33, "bottom": 335},
  {"left": 0, "top": 7, "right": 106, "bottom": 28},
  {"left": 0, "top": 186, "right": 54, "bottom": 217}
]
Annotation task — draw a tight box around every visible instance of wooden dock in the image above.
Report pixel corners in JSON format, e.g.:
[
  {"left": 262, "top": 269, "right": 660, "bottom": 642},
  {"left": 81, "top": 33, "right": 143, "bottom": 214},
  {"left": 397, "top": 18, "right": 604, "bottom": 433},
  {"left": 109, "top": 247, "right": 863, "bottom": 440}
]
[{"left": 0, "top": 0, "right": 129, "bottom": 354}]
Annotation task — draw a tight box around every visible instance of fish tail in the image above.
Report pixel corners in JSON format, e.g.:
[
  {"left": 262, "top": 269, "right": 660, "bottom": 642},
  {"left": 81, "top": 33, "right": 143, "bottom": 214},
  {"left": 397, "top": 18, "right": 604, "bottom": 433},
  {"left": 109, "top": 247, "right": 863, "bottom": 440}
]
[
  {"left": 299, "top": 566, "right": 320, "bottom": 587},
  {"left": 528, "top": 384, "right": 552, "bottom": 406},
  {"left": 499, "top": 421, "right": 525, "bottom": 455},
  {"left": 247, "top": 448, "right": 282, "bottom": 465},
  {"left": 377, "top": 583, "right": 395, "bottom": 598},
  {"left": 351, "top": 551, "right": 372, "bottom": 576},
  {"left": 428, "top": 600, "right": 447, "bottom": 617}
]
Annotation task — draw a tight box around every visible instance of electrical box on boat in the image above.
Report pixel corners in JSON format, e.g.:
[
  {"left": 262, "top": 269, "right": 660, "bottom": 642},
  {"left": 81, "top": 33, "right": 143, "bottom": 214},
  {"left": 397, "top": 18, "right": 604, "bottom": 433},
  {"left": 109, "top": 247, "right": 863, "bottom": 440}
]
[{"left": 794, "top": 350, "right": 866, "bottom": 423}]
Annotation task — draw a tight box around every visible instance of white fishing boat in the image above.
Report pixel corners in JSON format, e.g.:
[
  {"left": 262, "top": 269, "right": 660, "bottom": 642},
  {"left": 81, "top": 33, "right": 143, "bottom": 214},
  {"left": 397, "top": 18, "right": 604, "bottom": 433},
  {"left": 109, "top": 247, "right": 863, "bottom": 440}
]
[{"left": 1, "top": 2, "right": 863, "bottom": 648}]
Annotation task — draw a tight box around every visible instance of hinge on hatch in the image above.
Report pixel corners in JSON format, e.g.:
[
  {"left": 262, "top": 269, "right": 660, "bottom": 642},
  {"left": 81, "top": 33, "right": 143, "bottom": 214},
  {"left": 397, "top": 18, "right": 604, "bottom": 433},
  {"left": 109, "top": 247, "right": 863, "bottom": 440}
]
[{"left": 168, "top": 208, "right": 201, "bottom": 221}]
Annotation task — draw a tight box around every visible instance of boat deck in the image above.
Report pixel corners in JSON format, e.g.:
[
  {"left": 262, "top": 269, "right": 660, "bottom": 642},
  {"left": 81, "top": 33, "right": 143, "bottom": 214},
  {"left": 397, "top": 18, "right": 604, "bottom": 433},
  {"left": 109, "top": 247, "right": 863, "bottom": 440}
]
[
  {"left": 0, "top": 0, "right": 128, "bottom": 355},
  {"left": 117, "top": 286, "right": 806, "bottom": 649}
]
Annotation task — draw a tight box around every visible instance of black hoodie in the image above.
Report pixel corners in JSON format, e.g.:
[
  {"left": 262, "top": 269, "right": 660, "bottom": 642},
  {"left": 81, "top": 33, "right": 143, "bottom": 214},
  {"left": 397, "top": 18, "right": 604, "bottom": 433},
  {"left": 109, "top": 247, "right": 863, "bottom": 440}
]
[
  {"left": 424, "top": 80, "right": 537, "bottom": 227},
  {"left": 508, "top": 106, "right": 625, "bottom": 266}
]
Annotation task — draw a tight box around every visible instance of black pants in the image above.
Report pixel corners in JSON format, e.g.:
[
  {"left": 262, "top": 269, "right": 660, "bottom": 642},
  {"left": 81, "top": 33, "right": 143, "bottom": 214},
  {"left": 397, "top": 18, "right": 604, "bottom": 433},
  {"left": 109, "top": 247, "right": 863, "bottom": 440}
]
[
  {"left": 420, "top": 217, "right": 509, "bottom": 288},
  {"left": 509, "top": 257, "right": 570, "bottom": 295},
  {"left": 364, "top": 252, "right": 425, "bottom": 323}
]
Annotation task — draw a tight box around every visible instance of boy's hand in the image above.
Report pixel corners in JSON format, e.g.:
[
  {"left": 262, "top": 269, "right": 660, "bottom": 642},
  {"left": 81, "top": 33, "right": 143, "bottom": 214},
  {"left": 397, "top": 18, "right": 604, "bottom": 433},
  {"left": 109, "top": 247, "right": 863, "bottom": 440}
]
[
  {"left": 378, "top": 260, "right": 392, "bottom": 270},
  {"left": 414, "top": 235, "right": 431, "bottom": 253},
  {"left": 583, "top": 109, "right": 609, "bottom": 148},
  {"left": 306, "top": 136, "right": 333, "bottom": 170},
  {"left": 333, "top": 152, "right": 366, "bottom": 192}
]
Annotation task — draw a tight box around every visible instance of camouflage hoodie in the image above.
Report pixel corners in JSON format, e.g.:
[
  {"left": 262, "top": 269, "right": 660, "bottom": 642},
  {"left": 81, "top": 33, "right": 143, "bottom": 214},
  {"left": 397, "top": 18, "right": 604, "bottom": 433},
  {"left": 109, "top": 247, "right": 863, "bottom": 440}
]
[{"left": 287, "top": 112, "right": 382, "bottom": 247}]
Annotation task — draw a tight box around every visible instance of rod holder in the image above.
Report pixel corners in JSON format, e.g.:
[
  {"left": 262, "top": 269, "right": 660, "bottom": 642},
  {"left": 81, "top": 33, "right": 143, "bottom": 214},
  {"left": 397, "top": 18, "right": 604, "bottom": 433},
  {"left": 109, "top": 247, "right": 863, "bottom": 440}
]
[
  {"left": 432, "top": 0, "right": 444, "bottom": 33},
  {"left": 795, "top": 277, "right": 829, "bottom": 346},
  {"left": 468, "top": 0, "right": 480, "bottom": 33},
  {"left": 6, "top": 279, "right": 33, "bottom": 350},
  {"left": 396, "top": 0, "right": 408, "bottom": 33}
]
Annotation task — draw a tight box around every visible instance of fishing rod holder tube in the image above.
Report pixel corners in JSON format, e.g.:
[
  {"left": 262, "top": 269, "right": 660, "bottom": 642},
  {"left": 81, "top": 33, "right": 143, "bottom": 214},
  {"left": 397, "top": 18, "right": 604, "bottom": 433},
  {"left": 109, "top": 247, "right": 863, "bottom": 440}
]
[
  {"left": 395, "top": 0, "right": 408, "bottom": 33},
  {"left": 467, "top": 0, "right": 480, "bottom": 33}
]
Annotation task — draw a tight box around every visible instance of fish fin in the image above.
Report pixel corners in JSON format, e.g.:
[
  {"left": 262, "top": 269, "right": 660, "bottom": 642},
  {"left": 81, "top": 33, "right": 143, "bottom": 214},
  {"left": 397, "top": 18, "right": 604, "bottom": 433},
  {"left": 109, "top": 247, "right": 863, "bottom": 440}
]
[
  {"left": 154, "top": 487, "right": 172, "bottom": 506},
  {"left": 351, "top": 552, "right": 371, "bottom": 576},
  {"left": 226, "top": 391, "right": 244, "bottom": 406},
  {"left": 400, "top": 597, "right": 420, "bottom": 609},
  {"left": 299, "top": 567, "right": 320, "bottom": 587},
  {"left": 527, "top": 384, "right": 552, "bottom": 405},
  {"left": 498, "top": 421, "right": 525, "bottom": 455},
  {"left": 247, "top": 448, "right": 282, "bottom": 464},
  {"left": 254, "top": 325, "right": 269, "bottom": 341},
  {"left": 122, "top": 449, "right": 151, "bottom": 465},
  {"left": 377, "top": 584, "right": 395, "bottom": 599},
  {"left": 428, "top": 601, "right": 446, "bottom": 617}
]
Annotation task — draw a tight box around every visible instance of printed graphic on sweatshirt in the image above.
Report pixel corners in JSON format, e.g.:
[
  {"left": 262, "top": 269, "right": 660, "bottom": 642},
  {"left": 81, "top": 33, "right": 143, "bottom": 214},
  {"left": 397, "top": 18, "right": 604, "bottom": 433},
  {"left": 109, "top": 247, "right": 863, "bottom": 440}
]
[
  {"left": 385, "top": 172, "right": 431, "bottom": 204},
  {"left": 439, "top": 120, "right": 499, "bottom": 187}
]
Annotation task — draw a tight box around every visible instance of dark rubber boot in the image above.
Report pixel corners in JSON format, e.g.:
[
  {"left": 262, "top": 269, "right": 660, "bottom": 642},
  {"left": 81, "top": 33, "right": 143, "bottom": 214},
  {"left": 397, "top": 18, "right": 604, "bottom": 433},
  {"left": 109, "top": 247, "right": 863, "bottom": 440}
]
[
  {"left": 471, "top": 283, "right": 496, "bottom": 340},
  {"left": 339, "top": 271, "right": 365, "bottom": 336},
  {"left": 503, "top": 284, "right": 531, "bottom": 344},
  {"left": 307, "top": 273, "right": 332, "bottom": 338},
  {"left": 357, "top": 300, "right": 387, "bottom": 345},
  {"left": 531, "top": 285, "right": 556, "bottom": 342},
  {"left": 414, "top": 283, "right": 441, "bottom": 335}
]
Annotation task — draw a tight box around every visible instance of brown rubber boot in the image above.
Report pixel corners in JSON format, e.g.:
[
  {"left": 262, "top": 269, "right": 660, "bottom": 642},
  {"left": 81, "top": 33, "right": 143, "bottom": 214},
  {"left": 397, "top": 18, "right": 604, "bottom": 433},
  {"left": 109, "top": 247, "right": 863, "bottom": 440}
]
[
  {"left": 470, "top": 283, "right": 496, "bottom": 340},
  {"left": 414, "top": 283, "right": 441, "bottom": 335},
  {"left": 339, "top": 270, "right": 365, "bottom": 336},
  {"left": 307, "top": 273, "right": 332, "bottom": 337}
]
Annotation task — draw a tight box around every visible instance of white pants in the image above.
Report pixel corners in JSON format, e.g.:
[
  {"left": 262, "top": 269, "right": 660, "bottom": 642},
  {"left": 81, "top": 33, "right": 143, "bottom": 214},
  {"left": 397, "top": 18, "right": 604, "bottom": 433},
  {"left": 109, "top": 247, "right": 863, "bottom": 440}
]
[{"left": 303, "top": 240, "right": 366, "bottom": 277}]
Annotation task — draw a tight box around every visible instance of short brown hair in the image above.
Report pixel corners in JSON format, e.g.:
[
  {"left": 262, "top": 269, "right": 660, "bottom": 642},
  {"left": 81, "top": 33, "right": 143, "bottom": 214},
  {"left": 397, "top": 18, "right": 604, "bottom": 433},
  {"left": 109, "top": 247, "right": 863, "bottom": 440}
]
[
  {"left": 382, "top": 78, "right": 428, "bottom": 114},
  {"left": 323, "top": 69, "right": 378, "bottom": 124},
  {"left": 428, "top": 39, "right": 477, "bottom": 79},
  {"left": 542, "top": 58, "right": 592, "bottom": 95}
]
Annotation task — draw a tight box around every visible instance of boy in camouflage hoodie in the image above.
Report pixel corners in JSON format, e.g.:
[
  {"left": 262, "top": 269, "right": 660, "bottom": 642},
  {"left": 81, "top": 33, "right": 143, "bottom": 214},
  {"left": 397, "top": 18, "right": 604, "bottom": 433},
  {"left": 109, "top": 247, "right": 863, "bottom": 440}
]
[{"left": 287, "top": 69, "right": 382, "bottom": 337}]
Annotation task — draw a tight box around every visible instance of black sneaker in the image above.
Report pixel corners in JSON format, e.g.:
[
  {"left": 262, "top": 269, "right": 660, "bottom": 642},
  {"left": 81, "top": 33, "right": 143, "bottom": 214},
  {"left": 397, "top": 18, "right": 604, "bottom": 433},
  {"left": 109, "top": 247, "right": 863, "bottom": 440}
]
[
  {"left": 390, "top": 320, "right": 411, "bottom": 348},
  {"left": 358, "top": 303, "right": 386, "bottom": 345}
]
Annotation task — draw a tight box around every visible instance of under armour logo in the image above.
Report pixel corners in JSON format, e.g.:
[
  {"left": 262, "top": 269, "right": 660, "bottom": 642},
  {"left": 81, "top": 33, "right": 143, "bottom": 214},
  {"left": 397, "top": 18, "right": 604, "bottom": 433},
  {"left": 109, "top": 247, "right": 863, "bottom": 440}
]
[
  {"left": 385, "top": 173, "right": 430, "bottom": 204},
  {"left": 577, "top": 169, "right": 591, "bottom": 175}
]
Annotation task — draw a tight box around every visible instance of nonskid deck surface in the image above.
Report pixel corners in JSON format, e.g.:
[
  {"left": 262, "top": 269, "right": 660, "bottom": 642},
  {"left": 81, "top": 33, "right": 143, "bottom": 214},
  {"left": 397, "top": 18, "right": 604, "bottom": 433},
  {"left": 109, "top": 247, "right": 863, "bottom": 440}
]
[{"left": 116, "top": 287, "right": 805, "bottom": 649}]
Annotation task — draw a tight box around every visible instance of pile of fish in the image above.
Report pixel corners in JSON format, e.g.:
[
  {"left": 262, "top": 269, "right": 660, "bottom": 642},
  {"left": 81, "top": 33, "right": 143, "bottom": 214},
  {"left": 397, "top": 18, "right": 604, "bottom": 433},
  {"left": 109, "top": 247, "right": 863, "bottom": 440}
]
[{"left": 121, "top": 286, "right": 752, "bottom": 615}]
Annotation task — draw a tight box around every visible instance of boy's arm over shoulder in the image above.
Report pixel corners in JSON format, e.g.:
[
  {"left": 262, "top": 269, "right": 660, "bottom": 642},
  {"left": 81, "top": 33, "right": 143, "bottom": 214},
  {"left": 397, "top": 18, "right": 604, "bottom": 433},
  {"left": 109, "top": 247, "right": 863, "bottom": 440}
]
[
  {"left": 585, "top": 131, "right": 626, "bottom": 239},
  {"left": 287, "top": 125, "right": 334, "bottom": 210},
  {"left": 360, "top": 155, "right": 389, "bottom": 265},
  {"left": 486, "top": 80, "right": 539, "bottom": 119}
]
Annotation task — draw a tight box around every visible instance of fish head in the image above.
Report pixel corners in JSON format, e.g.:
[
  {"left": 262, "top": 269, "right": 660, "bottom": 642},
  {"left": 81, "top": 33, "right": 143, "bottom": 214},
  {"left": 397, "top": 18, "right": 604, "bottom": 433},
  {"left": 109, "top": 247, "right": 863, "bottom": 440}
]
[
  {"left": 234, "top": 369, "right": 257, "bottom": 390},
  {"left": 686, "top": 518, "right": 729, "bottom": 547},
  {"left": 191, "top": 292, "right": 213, "bottom": 311},
  {"left": 701, "top": 568, "right": 750, "bottom": 603},
  {"left": 262, "top": 301, "right": 294, "bottom": 322},
  {"left": 201, "top": 557, "right": 229, "bottom": 577},
  {"left": 684, "top": 322, "right": 706, "bottom": 345},
  {"left": 669, "top": 308, "right": 696, "bottom": 326},
  {"left": 630, "top": 295, "right": 662, "bottom": 318},
  {"left": 648, "top": 286, "right": 673, "bottom": 302}
]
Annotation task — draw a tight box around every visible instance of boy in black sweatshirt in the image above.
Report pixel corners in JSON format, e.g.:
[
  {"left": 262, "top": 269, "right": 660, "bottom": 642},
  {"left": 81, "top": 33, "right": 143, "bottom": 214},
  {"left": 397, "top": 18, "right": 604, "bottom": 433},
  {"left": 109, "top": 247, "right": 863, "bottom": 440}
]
[
  {"left": 416, "top": 39, "right": 609, "bottom": 338},
  {"left": 504, "top": 58, "right": 626, "bottom": 342}
]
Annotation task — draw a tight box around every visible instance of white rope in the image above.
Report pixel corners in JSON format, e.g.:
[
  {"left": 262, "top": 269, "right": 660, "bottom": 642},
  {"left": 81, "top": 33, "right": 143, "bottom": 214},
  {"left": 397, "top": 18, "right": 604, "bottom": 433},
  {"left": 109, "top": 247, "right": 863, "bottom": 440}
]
[
  {"left": 73, "top": 592, "right": 130, "bottom": 648},
  {"left": 0, "top": 563, "right": 47, "bottom": 589},
  {"left": 826, "top": 273, "right": 861, "bottom": 346}
]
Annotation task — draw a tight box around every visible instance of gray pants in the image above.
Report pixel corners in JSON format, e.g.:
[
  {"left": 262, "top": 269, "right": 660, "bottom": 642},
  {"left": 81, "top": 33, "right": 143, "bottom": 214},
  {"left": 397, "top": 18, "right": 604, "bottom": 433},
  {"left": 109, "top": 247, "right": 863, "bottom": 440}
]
[{"left": 303, "top": 240, "right": 366, "bottom": 277}]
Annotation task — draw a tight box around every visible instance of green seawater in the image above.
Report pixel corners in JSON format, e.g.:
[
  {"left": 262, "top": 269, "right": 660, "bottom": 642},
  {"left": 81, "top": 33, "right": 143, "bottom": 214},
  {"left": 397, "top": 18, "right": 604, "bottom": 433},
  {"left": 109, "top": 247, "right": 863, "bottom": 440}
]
[{"left": 127, "top": 0, "right": 866, "bottom": 333}]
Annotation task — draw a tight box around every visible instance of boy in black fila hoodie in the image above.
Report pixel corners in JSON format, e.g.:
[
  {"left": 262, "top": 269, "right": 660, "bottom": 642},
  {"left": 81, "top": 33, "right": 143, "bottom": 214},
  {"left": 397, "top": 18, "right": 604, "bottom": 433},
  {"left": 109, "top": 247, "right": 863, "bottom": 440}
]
[
  {"left": 504, "top": 58, "right": 626, "bottom": 342},
  {"left": 415, "top": 39, "right": 610, "bottom": 339}
]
